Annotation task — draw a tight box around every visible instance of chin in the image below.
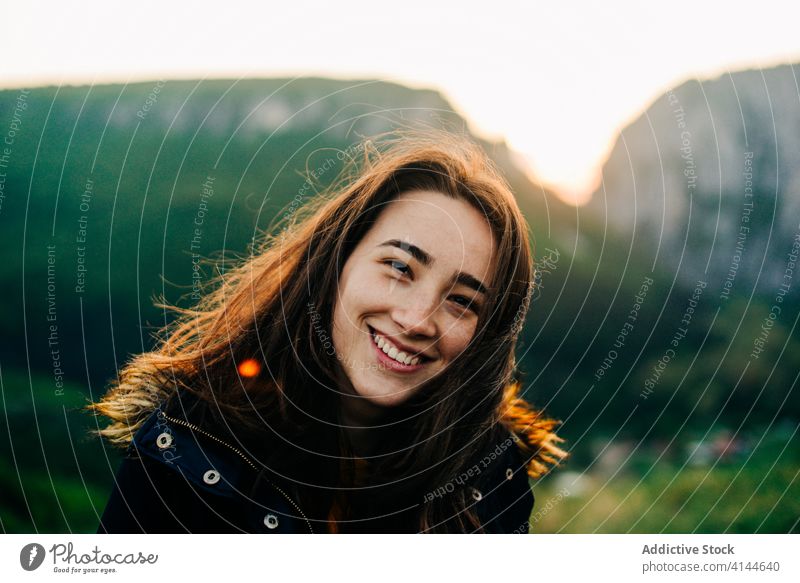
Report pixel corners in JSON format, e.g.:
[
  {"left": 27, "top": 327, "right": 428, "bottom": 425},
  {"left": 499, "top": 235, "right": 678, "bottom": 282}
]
[{"left": 353, "top": 379, "right": 414, "bottom": 409}]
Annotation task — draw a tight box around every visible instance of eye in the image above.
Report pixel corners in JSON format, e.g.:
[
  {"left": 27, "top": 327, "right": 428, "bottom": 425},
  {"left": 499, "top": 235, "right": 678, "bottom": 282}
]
[
  {"left": 450, "top": 295, "right": 479, "bottom": 314},
  {"left": 384, "top": 259, "right": 412, "bottom": 277}
]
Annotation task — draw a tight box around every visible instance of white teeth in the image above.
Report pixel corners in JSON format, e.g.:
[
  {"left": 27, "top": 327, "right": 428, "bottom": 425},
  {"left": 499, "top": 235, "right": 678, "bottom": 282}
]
[{"left": 373, "top": 332, "right": 423, "bottom": 366}]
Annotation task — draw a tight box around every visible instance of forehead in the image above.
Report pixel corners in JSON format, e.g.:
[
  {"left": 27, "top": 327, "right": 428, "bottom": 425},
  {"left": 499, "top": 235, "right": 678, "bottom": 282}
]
[{"left": 365, "top": 189, "right": 496, "bottom": 279}]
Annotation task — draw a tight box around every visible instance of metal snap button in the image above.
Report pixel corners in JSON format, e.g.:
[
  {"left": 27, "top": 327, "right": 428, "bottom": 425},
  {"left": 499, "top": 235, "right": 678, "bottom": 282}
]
[
  {"left": 263, "top": 513, "right": 279, "bottom": 530},
  {"left": 470, "top": 487, "right": 483, "bottom": 502},
  {"left": 156, "top": 432, "right": 173, "bottom": 449},
  {"left": 506, "top": 468, "right": 514, "bottom": 480},
  {"left": 203, "top": 469, "right": 221, "bottom": 485}
]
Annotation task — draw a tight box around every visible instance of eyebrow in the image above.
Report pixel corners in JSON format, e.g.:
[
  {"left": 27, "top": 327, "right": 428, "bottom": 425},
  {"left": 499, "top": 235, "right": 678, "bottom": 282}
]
[{"left": 377, "top": 239, "right": 489, "bottom": 295}]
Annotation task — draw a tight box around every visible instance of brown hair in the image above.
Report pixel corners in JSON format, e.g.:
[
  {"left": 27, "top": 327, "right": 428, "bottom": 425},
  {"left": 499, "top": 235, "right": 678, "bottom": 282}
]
[{"left": 88, "top": 128, "right": 565, "bottom": 532}]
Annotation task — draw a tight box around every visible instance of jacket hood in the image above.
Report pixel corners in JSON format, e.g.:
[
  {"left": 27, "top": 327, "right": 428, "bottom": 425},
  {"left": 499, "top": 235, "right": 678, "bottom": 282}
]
[{"left": 497, "top": 380, "right": 568, "bottom": 479}]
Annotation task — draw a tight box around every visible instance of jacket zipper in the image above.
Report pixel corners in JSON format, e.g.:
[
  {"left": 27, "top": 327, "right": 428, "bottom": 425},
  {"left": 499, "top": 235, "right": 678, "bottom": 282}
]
[{"left": 159, "top": 411, "right": 315, "bottom": 534}]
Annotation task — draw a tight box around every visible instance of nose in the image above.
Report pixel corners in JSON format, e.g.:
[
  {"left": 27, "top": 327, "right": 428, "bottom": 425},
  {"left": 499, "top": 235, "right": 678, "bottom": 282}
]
[{"left": 391, "top": 296, "right": 438, "bottom": 339}]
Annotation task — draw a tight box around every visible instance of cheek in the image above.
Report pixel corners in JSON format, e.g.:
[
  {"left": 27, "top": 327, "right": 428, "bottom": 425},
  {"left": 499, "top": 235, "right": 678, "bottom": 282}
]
[
  {"left": 441, "top": 320, "right": 477, "bottom": 359},
  {"left": 332, "top": 265, "right": 381, "bottom": 336},
  {"left": 331, "top": 300, "right": 345, "bottom": 343},
  {"left": 341, "top": 266, "right": 387, "bottom": 314}
]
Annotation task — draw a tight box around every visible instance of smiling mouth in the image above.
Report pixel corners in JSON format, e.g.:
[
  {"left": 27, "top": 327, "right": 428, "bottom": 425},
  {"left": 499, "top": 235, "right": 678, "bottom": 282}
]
[{"left": 368, "top": 326, "right": 434, "bottom": 368}]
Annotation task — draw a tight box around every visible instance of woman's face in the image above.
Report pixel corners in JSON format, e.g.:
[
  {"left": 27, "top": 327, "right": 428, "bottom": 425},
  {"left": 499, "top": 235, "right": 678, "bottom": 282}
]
[{"left": 331, "top": 189, "right": 497, "bottom": 414}]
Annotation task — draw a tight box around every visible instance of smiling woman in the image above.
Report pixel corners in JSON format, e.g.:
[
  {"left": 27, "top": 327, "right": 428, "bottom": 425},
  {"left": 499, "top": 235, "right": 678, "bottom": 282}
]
[
  {"left": 88, "top": 128, "right": 567, "bottom": 533},
  {"left": 332, "top": 189, "right": 496, "bottom": 411}
]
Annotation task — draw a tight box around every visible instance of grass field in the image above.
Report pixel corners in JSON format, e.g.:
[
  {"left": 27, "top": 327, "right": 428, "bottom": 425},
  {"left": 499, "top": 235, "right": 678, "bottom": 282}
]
[{"left": 530, "top": 424, "right": 799, "bottom": 533}]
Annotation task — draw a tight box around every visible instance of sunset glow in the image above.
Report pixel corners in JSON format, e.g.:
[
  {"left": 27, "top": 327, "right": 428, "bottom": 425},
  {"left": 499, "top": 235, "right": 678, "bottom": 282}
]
[
  {"left": 237, "top": 359, "right": 262, "bottom": 378},
  {"left": 3, "top": 0, "right": 799, "bottom": 206}
]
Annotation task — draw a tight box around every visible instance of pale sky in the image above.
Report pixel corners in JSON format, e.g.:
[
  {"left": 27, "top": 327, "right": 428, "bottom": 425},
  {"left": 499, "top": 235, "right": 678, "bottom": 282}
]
[{"left": 2, "top": 0, "right": 799, "bottom": 205}]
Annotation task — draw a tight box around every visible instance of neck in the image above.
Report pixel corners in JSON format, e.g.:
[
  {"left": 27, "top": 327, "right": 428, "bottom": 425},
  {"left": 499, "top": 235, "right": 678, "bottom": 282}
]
[{"left": 338, "top": 394, "right": 391, "bottom": 458}]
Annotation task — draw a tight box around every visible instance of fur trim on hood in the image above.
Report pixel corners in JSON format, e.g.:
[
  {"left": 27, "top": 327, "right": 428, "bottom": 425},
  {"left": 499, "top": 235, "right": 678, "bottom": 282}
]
[{"left": 498, "top": 380, "right": 568, "bottom": 479}]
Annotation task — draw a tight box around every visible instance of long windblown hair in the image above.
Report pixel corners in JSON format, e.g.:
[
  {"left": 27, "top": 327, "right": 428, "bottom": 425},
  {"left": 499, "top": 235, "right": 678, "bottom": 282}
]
[{"left": 88, "top": 128, "right": 565, "bottom": 532}]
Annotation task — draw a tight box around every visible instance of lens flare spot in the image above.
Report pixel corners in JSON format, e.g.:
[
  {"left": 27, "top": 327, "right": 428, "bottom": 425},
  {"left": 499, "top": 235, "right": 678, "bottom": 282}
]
[{"left": 238, "top": 358, "right": 261, "bottom": 378}]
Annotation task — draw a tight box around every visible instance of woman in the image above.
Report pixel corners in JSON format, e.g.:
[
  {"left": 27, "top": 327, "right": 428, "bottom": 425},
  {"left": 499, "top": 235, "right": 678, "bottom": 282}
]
[{"left": 90, "top": 129, "right": 567, "bottom": 533}]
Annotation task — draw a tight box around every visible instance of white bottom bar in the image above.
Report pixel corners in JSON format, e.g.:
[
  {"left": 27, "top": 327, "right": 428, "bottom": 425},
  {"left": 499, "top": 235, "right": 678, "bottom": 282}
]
[{"left": 1, "top": 534, "right": 797, "bottom": 582}]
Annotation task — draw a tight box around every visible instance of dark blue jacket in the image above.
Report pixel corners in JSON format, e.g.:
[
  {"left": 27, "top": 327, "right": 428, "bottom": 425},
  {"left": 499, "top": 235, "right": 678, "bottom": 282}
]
[{"left": 97, "top": 404, "right": 535, "bottom": 534}]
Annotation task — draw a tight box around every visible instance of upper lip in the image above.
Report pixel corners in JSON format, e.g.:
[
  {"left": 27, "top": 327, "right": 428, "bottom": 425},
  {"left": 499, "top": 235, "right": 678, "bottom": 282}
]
[{"left": 369, "top": 326, "right": 436, "bottom": 361}]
